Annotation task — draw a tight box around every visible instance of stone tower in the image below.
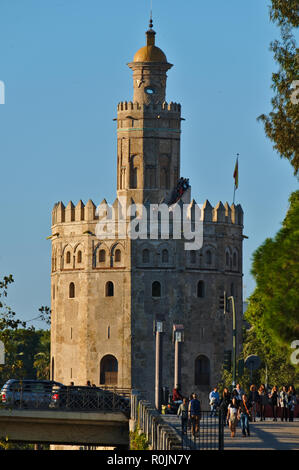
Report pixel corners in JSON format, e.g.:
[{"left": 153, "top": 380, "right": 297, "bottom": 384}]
[{"left": 50, "top": 20, "right": 244, "bottom": 407}]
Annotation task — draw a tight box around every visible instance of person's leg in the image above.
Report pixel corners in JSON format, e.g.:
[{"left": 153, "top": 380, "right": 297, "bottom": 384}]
[
  {"left": 231, "top": 421, "right": 236, "bottom": 437},
  {"left": 252, "top": 403, "right": 256, "bottom": 421},
  {"left": 229, "top": 420, "right": 235, "bottom": 437},
  {"left": 181, "top": 417, "right": 186, "bottom": 435},
  {"left": 195, "top": 416, "right": 199, "bottom": 434},
  {"left": 191, "top": 415, "right": 195, "bottom": 436},
  {"left": 285, "top": 407, "right": 289, "bottom": 421},
  {"left": 240, "top": 414, "right": 246, "bottom": 436},
  {"left": 245, "top": 415, "right": 250, "bottom": 436}
]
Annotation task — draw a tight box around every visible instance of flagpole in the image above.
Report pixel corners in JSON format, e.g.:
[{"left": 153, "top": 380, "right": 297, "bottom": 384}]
[{"left": 233, "top": 154, "right": 239, "bottom": 205}]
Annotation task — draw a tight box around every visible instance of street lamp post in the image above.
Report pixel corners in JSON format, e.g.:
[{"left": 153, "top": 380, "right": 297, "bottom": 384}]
[
  {"left": 173, "top": 324, "right": 184, "bottom": 390},
  {"left": 227, "top": 295, "right": 237, "bottom": 387},
  {"left": 154, "top": 319, "right": 164, "bottom": 412}
]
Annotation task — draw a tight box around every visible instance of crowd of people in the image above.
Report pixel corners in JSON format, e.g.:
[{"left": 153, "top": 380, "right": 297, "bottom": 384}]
[
  {"left": 172, "top": 383, "right": 297, "bottom": 439},
  {"left": 210, "top": 384, "right": 297, "bottom": 438}
]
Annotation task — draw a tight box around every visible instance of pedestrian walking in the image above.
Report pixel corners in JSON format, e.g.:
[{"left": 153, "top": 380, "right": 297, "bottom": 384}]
[
  {"left": 279, "top": 386, "right": 289, "bottom": 421},
  {"left": 188, "top": 393, "right": 201, "bottom": 437},
  {"left": 219, "top": 387, "right": 231, "bottom": 426},
  {"left": 209, "top": 386, "right": 220, "bottom": 418},
  {"left": 258, "top": 384, "right": 268, "bottom": 421},
  {"left": 233, "top": 383, "right": 244, "bottom": 404},
  {"left": 269, "top": 386, "right": 279, "bottom": 421},
  {"left": 238, "top": 394, "right": 251, "bottom": 437},
  {"left": 248, "top": 384, "right": 259, "bottom": 422},
  {"left": 227, "top": 397, "right": 239, "bottom": 438},
  {"left": 287, "top": 386, "right": 297, "bottom": 422},
  {"left": 177, "top": 397, "right": 189, "bottom": 435}
]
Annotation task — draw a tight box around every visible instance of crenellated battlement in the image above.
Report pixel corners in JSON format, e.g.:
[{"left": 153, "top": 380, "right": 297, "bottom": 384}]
[
  {"left": 52, "top": 197, "right": 243, "bottom": 227},
  {"left": 117, "top": 101, "right": 181, "bottom": 113}
]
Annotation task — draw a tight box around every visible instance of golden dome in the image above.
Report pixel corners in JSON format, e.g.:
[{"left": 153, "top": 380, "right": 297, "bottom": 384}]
[
  {"left": 133, "top": 21, "right": 167, "bottom": 63},
  {"left": 133, "top": 45, "right": 167, "bottom": 63}
]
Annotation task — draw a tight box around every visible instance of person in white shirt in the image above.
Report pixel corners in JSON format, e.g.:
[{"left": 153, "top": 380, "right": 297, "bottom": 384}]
[{"left": 227, "top": 398, "right": 239, "bottom": 438}]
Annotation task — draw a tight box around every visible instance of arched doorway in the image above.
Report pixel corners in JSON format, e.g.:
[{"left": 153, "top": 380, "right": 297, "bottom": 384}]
[
  {"left": 194, "top": 355, "right": 210, "bottom": 386},
  {"left": 100, "top": 354, "right": 118, "bottom": 385}
]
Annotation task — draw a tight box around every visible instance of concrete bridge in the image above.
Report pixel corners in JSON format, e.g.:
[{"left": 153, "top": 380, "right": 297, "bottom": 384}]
[
  {"left": 0, "top": 409, "right": 129, "bottom": 448},
  {"left": 0, "top": 388, "right": 184, "bottom": 449}
]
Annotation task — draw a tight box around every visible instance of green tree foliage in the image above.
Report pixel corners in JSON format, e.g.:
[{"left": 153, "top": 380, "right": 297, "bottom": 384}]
[
  {"left": 252, "top": 192, "right": 299, "bottom": 344},
  {"left": 130, "top": 427, "right": 149, "bottom": 450},
  {"left": 220, "top": 191, "right": 299, "bottom": 391},
  {"left": 246, "top": 191, "right": 299, "bottom": 348},
  {"left": 0, "top": 275, "right": 51, "bottom": 386},
  {"left": 0, "top": 276, "right": 26, "bottom": 333},
  {"left": 0, "top": 329, "right": 50, "bottom": 386},
  {"left": 258, "top": 1, "right": 299, "bottom": 175},
  {"left": 270, "top": 0, "right": 299, "bottom": 27},
  {"left": 220, "top": 326, "right": 298, "bottom": 392}
]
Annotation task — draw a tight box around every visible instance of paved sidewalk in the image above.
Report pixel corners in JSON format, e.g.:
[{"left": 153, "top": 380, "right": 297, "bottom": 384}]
[
  {"left": 162, "top": 414, "right": 299, "bottom": 450},
  {"left": 224, "top": 420, "right": 299, "bottom": 450}
]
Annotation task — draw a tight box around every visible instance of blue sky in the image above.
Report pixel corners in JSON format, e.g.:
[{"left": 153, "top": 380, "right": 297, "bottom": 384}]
[{"left": 0, "top": 0, "right": 298, "bottom": 328}]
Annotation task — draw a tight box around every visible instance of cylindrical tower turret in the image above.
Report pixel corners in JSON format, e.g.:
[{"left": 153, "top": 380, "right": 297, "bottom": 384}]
[
  {"left": 128, "top": 19, "right": 172, "bottom": 105},
  {"left": 116, "top": 20, "right": 183, "bottom": 205}
]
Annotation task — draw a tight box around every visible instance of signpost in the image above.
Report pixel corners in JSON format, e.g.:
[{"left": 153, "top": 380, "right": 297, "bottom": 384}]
[
  {"left": 0, "top": 341, "right": 5, "bottom": 365},
  {"left": 245, "top": 354, "right": 261, "bottom": 382}
]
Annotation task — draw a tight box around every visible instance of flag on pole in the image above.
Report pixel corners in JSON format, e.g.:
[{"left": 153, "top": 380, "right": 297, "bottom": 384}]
[{"left": 233, "top": 156, "right": 239, "bottom": 189}]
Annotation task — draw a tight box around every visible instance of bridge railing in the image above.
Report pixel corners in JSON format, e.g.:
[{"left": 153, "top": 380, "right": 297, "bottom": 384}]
[
  {"left": 130, "top": 391, "right": 181, "bottom": 450},
  {"left": 1, "top": 385, "right": 131, "bottom": 416}
]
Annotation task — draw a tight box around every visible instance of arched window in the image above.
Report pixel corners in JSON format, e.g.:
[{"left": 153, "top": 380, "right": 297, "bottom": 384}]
[
  {"left": 77, "top": 250, "right": 82, "bottom": 264},
  {"left": 100, "top": 355, "right": 118, "bottom": 385},
  {"left": 160, "top": 167, "right": 170, "bottom": 189},
  {"left": 131, "top": 167, "right": 138, "bottom": 189},
  {"left": 69, "top": 282, "right": 75, "bottom": 298},
  {"left": 206, "top": 250, "right": 212, "bottom": 265},
  {"left": 142, "top": 249, "right": 150, "bottom": 263},
  {"left": 195, "top": 355, "right": 210, "bottom": 386},
  {"left": 105, "top": 281, "right": 114, "bottom": 297},
  {"left": 233, "top": 252, "right": 237, "bottom": 268},
  {"left": 231, "top": 283, "right": 234, "bottom": 296},
  {"left": 226, "top": 252, "right": 230, "bottom": 266},
  {"left": 66, "top": 251, "right": 71, "bottom": 264},
  {"left": 115, "top": 249, "right": 121, "bottom": 262},
  {"left": 197, "top": 281, "right": 205, "bottom": 298},
  {"left": 162, "top": 249, "right": 169, "bottom": 263},
  {"left": 190, "top": 250, "right": 196, "bottom": 264},
  {"left": 99, "top": 250, "right": 106, "bottom": 262},
  {"left": 152, "top": 281, "right": 161, "bottom": 298}
]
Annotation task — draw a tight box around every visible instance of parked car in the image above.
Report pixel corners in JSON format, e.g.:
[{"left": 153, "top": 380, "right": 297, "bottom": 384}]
[
  {"left": 0, "top": 379, "right": 64, "bottom": 409},
  {"left": 50, "top": 384, "right": 130, "bottom": 416}
]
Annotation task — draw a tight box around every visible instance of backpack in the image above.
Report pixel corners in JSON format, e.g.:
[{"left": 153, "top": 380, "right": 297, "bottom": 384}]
[{"left": 190, "top": 398, "right": 201, "bottom": 414}]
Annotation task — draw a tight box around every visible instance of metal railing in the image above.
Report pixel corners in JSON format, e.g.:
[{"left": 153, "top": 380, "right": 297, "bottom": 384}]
[
  {"left": 1, "top": 385, "right": 131, "bottom": 415},
  {"left": 131, "top": 391, "right": 182, "bottom": 450},
  {"left": 180, "top": 410, "right": 224, "bottom": 450}
]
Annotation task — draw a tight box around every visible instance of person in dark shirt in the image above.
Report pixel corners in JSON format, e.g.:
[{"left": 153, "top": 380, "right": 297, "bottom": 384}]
[
  {"left": 219, "top": 388, "right": 231, "bottom": 426},
  {"left": 269, "top": 386, "right": 279, "bottom": 421},
  {"left": 238, "top": 394, "right": 251, "bottom": 437},
  {"left": 249, "top": 384, "right": 259, "bottom": 422},
  {"left": 188, "top": 393, "right": 201, "bottom": 437}
]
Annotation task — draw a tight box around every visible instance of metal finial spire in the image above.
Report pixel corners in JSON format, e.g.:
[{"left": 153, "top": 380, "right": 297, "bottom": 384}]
[{"left": 149, "top": 0, "right": 153, "bottom": 29}]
